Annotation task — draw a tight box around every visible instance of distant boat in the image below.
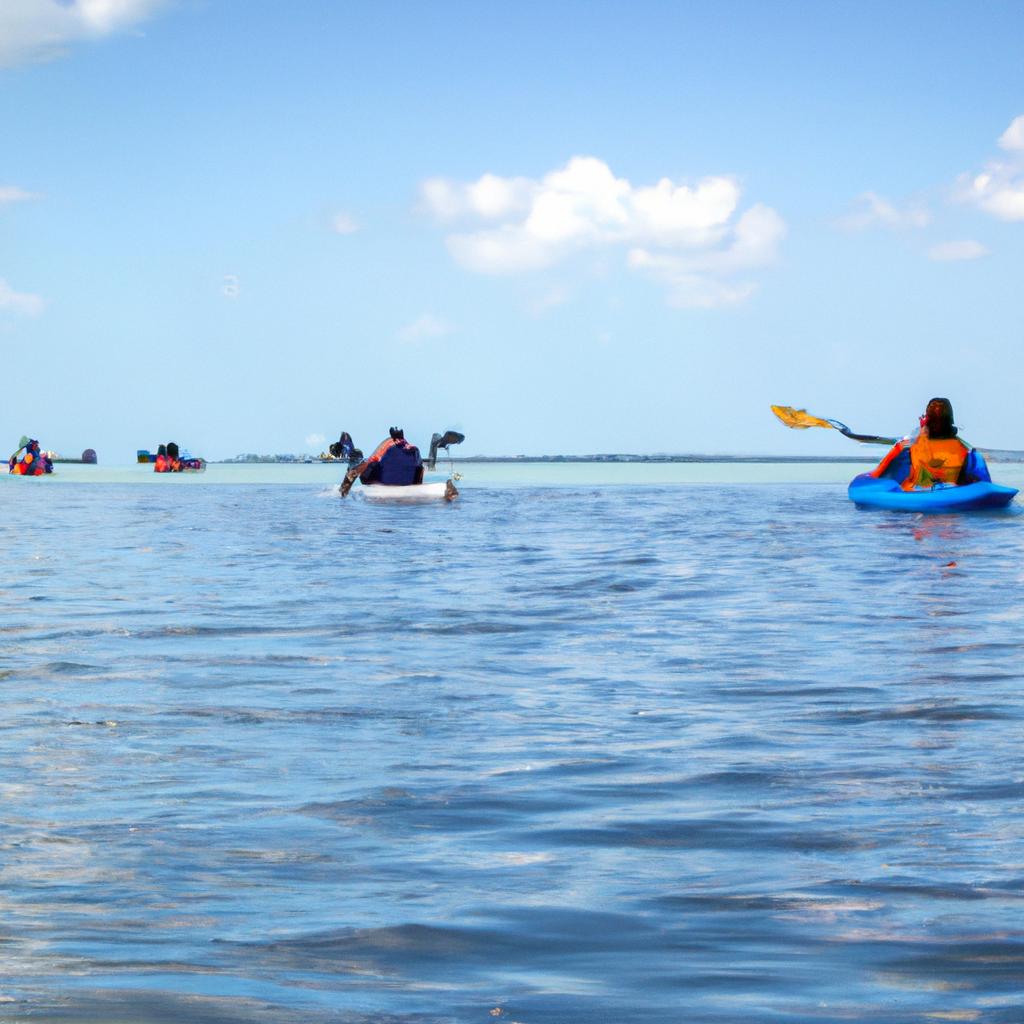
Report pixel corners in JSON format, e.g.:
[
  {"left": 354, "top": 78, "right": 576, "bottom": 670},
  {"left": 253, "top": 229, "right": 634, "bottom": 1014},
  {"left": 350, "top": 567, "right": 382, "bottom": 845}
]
[{"left": 51, "top": 448, "right": 97, "bottom": 465}]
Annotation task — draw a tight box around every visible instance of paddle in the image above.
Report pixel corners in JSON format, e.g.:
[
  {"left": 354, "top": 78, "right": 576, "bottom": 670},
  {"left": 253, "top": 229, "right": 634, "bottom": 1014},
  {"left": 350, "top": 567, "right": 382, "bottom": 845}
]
[
  {"left": 427, "top": 430, "right": 465, "bottom": 470},
  {"left": 771, "top": 406, "right": 897, "bottom": 446},
  {"left": 8, "top": 435, "right": 31, "bottom": 463},
  {"left": 339, "top": 464, "right": 360, "bottom": 497}
]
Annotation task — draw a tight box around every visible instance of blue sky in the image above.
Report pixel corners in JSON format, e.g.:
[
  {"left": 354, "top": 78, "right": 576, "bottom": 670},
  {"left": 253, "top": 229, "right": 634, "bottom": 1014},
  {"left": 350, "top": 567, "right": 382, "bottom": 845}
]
[{"left": 2, "top": 0, "right": 1023, "bottom": 459}]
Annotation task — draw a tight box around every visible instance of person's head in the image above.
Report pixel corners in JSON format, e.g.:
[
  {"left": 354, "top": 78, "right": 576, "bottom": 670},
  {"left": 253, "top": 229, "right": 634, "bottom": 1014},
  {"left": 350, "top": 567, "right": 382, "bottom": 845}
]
[
  {"left": 157, "top": 444, "right": 167, "bottom": 457},
  {"left": 167, "top": 442, "right": 179, "bottom": 459},
  {"left": 922, "top": 398, "right": 956, "bottom": 439},
  {"left": 389, "top": 427, "right": 404, "bottom": 442}
]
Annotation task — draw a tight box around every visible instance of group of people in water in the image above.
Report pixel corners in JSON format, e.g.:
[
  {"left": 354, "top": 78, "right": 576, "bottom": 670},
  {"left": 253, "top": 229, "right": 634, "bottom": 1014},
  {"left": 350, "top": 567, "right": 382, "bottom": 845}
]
[
  {"left": 8, "top": 438, "right": 53, "bottom": 476},
  {"left": 7, "top": 400, "right": 989, "bottom": 494},
  {"left": 153, "top": 442, "right": 204, "bottom": 473}
]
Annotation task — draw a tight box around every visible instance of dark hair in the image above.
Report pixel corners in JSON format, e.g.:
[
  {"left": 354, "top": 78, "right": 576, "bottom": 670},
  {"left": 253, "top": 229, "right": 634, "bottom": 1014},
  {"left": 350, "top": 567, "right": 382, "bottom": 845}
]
[
  {"left": 167, "top": 441, "right": 179, "bottom": 459},
  {"left": 157, "top": 444, "right": 167, "bottom": 457},
  {"left": 389, "top": 427, "right": 404, "bottom": 441},
  {"left": 924, "top": 398, "right": 956, "bottom": 439}
]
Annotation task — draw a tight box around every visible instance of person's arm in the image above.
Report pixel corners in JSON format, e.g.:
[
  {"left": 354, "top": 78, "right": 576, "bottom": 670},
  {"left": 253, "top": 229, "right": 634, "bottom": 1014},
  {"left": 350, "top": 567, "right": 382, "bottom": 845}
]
[{"left": 339, "top": 438, "right": 392, "bottom": 495}]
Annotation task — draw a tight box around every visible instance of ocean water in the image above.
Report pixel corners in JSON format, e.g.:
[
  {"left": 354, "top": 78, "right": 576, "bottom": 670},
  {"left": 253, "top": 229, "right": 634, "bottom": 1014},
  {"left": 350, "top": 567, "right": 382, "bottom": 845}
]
[{"left": 2, "top": 463, "right": 1024, "bottom": 1023}]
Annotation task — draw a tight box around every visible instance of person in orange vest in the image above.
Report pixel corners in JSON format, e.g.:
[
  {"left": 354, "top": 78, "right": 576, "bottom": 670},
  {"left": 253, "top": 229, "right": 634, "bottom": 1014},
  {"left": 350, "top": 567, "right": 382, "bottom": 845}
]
[
  {"left": 871, "top": 398, "right": 988, "bottom": 490},
  {"left": 166, "top": 441, "right": 182, "bottom": 471},
  {"left": 154, "top": 444, "right": 171, "bottom": 472}
]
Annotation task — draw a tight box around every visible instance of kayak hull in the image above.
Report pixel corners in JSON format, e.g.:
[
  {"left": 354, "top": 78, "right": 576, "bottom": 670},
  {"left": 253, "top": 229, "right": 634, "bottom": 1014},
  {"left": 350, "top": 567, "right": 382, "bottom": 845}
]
[
  {"left": 357, "top": 480, "right": 457, "bottom": 502},
  {"left": 849, "top": 473, "right": 1018, "bottom": 512}
]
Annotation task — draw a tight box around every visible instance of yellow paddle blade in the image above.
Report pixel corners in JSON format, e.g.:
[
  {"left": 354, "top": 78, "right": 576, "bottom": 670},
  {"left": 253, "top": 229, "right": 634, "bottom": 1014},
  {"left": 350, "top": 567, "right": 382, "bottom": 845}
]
[{"left": 770, "top": 405, "right": 835, "bottom": 431}]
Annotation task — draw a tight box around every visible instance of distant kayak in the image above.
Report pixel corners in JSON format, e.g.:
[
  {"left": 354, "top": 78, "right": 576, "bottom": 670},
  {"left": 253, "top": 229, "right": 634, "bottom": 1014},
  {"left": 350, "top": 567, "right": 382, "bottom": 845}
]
[
  {"left": 357, "top": 480, "right": 458, "bottom": 502},
  {"left": 849, "top": 473, "right": 1017, "bottom": 512}
]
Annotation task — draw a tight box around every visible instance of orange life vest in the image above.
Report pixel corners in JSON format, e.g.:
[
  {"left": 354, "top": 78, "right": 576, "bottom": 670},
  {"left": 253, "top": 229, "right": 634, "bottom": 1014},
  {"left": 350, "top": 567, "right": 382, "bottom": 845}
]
[{"left": 903, "top": 436, "right": 969, "bottom": 489}]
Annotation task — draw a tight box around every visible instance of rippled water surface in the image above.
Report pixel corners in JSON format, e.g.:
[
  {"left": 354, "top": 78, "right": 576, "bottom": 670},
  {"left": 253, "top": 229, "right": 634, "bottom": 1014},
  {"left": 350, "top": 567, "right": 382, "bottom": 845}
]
[{"left": 3, "top": 471, "right": 1024, "bottom": 1022}]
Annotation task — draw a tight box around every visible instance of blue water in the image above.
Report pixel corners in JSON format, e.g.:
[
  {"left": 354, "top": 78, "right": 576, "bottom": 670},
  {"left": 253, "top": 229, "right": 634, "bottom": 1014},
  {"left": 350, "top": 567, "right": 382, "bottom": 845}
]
[{"left": 2, "top": 473, "right": 1024, "bottom": 1022}]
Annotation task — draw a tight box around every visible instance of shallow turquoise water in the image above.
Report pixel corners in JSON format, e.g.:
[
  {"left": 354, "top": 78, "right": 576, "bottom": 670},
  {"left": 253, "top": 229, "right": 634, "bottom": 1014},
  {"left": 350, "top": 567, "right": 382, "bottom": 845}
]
[
  {"left": 2, "top": 467, "right": 1023, "bottom": 1022},
  {"left": 6, "top": 458, "right": 884, "bottom": 487}
]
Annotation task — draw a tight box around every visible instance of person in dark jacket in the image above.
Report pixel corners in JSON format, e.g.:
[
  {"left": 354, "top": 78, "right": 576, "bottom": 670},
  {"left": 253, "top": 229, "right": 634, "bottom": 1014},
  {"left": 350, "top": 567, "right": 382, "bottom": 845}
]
[{"left": 340, "top": 427, "right": 423, "bottom": 495}]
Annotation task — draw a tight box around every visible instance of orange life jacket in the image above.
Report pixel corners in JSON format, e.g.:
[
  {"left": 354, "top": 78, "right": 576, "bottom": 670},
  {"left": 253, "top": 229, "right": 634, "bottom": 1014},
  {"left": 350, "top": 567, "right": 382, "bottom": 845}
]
[
  {"left": 903, "top": 436, "right": 969, "bottom": 489},
  {"left": 366, "top": 438, "right": 397, "bottom": 464},
  {"left": 154, "top": 454, "right": 169, "bottom": 472}
]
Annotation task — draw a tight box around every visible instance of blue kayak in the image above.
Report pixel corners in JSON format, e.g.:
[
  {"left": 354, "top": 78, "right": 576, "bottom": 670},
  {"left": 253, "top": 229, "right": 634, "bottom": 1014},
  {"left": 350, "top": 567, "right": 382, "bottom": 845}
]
[{"left": 849, "top": 473, "right": 1018, "bottom": 512}]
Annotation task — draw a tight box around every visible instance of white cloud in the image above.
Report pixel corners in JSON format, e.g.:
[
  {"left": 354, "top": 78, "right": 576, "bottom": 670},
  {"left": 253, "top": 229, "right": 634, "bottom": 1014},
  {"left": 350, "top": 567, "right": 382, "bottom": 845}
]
[
  {"left": 998, "top": 115, "right": 1024, "bottom": 152},
  {"left": 397, "top": 313, "right": 453, "bottom": 343},
  {"left": 627, "top": 204, "right": 787, "bottom": 308},
  {"left": 928, "top": 240, "right": 989, "bottom": 262},
  {"left": 0, "top": 277, "right": 44, "bottom": 316},
  {"left": 420, "top": 156, "right": 785, "bottom": 308},
  {"left": 957, "top": 114, "right": 1024, "bottom": 222},
  {"left": 305, "top": 433, "right": 326, "bottom": 449},
  {"left": 626, "top": 251, "right": 758, "bottom": 309},
  {"left": 959, "top": 167, "right": 1024, "bottom": 221},
  {"left": 836, "top": 191, "right": 931, "bottom": 231},
  {"left": 421, "top": 172, "right": 534, "bottom": 221},
  {"left": 0, "top": 185, "right": 39, "bottom": 205},
  {"left": 331, "top": 211, "right": 359, "bottom": 235},
  {"left": 0, "top": 0, "right": 167, "bottom": 67}
]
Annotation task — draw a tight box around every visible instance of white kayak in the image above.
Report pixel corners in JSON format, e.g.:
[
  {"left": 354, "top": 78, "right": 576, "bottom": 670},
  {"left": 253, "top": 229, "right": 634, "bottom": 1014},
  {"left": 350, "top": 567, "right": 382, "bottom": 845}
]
[{"left": 355, "top": 479, "right": 458, "bottom": 502}]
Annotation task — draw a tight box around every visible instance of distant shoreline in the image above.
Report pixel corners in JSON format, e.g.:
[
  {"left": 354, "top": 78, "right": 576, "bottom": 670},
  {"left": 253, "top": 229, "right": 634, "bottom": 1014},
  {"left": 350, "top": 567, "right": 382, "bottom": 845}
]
[
  {"left": 217, "top": 449, "right": 1024, "bottom": 465},
  {"left": 452, "top": 454, "right": 876, "bottom": 464}
]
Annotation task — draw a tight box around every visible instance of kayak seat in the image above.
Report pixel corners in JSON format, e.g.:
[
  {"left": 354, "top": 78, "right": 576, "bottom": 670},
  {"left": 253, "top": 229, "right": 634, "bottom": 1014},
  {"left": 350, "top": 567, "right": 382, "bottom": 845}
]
[
  {"left": 877, "top": 447, "right": 910, "bottom": 483},
  {"left": 958, "top": 448, "right": 992, "bottom": 485}
]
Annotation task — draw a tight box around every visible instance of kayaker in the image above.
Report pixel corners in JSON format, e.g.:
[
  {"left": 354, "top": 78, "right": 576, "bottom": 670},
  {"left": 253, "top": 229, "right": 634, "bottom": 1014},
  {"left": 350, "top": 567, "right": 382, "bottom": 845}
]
[
  {"left": 340, "top": 427, "right": 424, "bottom": 495},
  {"left": 328, "top": 431, "right": 363, "bottom": 463},
  {"left": 870, "top": 398, "right": 986, "bottom": 489},
  {"left": 329, "top": 432, "right": 353, "bottom": 459},
  {"left": 8, "top": 438, "right": 53, "bottom": 475}
]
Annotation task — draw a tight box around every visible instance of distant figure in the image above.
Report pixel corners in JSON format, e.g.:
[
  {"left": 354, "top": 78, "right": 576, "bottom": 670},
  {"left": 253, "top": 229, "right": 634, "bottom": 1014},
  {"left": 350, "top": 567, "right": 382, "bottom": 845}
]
[
  {"left": 9, "top": 438, "right": 53, "bottom": 476},
  {"left": 340, "top": 427, "right": 423, "bottom": 495},
  {"left": 871, "top": 398, "right": 989, "bottom": 490},
  {"left": 328, "top": 431, "right": 362, "bottom": 463},
  {"left": 154, "top": 443, "right": 171, "bottom": 473},
  {"left": 81, "top": 449, "right": 97, "bottom": 465},
  {"left": 166, "top": 441, "right": 182, "bottom": 472}
]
